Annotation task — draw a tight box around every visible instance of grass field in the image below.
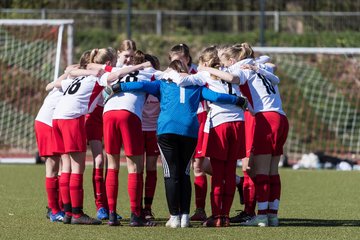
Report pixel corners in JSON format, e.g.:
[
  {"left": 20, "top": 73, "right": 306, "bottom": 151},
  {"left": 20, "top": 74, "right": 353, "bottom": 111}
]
[{"left": 0, "top": 165, "right": 359, "bottom": 240}]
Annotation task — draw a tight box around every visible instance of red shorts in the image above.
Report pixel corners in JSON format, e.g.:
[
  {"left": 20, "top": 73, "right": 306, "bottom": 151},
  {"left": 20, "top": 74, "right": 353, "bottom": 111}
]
[
  {"left": 52, "top": 116, "right": 87, "bottom": 154},
  {"left": 244, "top": 110, "right": 255, "bottom": 158},
  {"left": 103, "top": 110, "right": 143, "bottom": 156},
  {"left": 252, "top": 112, "right": 289, "bottom": 156},
  {"left": 143, "top": 131, "right": 159, "bottom": 156},
  {"left": 194, "top": 111, "right": 207, "bottom": 158},
  {"left": 85, "top": 105, "right": 103, "bottom": 141},
  {"left": 203, "top": 121, "right": 246, "bottom": 161},
  {"left": 34, "top": 120, "right": 55, "bottom": 157}
]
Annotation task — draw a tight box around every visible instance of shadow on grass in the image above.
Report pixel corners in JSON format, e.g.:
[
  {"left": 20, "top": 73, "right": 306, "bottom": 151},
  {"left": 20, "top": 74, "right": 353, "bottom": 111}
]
[
  {"left": 118, "top": 217, "right": 360, "bottom": 227},
  {"left": 272, "top": 218, "right": 360, "bottom": 227}
]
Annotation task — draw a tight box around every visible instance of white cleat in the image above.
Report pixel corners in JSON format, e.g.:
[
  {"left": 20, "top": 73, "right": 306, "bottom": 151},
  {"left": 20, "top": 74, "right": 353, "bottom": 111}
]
[
  {"left": 165, "top": 215, "right": 181, "bottom": 228},
  {"left": 180, "top": 214, "right": 190, "bottom": 228},
  {"left": 240, "top": 214, "right": 268, "bottom": 227}
]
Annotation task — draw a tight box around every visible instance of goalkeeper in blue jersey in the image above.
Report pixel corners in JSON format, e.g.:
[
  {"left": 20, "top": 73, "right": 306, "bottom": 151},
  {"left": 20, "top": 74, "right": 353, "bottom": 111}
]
[{"left": 105, "top": 59, "right": 247, "bottom": 228}]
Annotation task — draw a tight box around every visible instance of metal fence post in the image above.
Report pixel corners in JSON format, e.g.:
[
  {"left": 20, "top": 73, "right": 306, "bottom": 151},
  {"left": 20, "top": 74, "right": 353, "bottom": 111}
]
[
  {"left": 156, "top": 10, "right": 162, "bottom": 35},
  {"left": 274, "top": 11, "right": 279, "bottom": 32}
]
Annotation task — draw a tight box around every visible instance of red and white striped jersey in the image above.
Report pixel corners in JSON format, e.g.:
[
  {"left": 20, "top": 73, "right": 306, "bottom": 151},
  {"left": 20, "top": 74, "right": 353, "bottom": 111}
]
[
  {"left": 35, "top": 88, "right": 63, "bottom": 126},
  {"left": 53, "top": 75, "right": 106, "bottom": 119}
]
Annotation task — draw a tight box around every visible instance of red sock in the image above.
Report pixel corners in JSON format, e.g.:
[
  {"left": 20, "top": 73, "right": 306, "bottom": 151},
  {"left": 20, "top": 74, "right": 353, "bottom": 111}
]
[
  {"left": 255, "top": 174, "right": 270, "bottom": 215},
  {"left": 194, "top": 175, "right": 207, "bottom": 209},
  {"left": 57, "top": 176, "right": 63, "bottom": 211},
  {"left": 128, "top": 173, "right": 142, "bottom": 216},
  {"left": 93, "top": 168, "right": 107, "bottom": 210},
  {"left": 70, "top": 173, "right": 84, "bottom": 218},
  {"left": 144, "top": 170, "right": 157, "bottom": 209},
  {"left": 210, "top": 158, "right": 225, "bottom": 217},
  {"left": 268, "top": 174, "right": 281, "bottom": 214},
  {"left": 221, "top": 160, "right": 237, "bottom": 216},
  {"left": 243, "top": 171, "right": 256, "bottom": 215},
  {"left": 59, "top": 172, "right": 71, "bottom": 215},
  {"left": 106, "top": 169, "right": 119, "bottom": 212},
  {"left": 46, "top": 177, "right": 60, "bottom": 214}
]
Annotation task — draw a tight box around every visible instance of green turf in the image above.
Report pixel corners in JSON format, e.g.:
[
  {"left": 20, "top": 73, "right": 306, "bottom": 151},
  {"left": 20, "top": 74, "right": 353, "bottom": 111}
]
[{"left": 0, "top": 165, "right": 359, "bottom": 240}]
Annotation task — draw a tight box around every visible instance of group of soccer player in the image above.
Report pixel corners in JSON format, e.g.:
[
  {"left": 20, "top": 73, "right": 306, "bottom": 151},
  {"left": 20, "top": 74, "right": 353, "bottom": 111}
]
[{"left": 34, "top": 39, "right": 288, "bottom": 228}]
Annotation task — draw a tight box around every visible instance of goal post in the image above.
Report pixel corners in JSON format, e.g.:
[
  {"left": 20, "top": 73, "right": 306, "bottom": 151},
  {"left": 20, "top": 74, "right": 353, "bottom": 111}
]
[
  {"left": 253, "top": 47, "right": 360, "bottom": 161},
  {"left": 0, "top": 19, "right": 73, "bottom": 157}
]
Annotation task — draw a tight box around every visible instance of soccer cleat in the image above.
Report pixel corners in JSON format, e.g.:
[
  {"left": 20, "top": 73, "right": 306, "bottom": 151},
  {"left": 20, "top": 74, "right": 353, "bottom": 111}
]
[
  {"left": 222, "top": 216, "right": 230, "bottom": 227},
  {"left": 108, "top": 211, "right": 121, "bottom": 226},
  {"left": 71, "top": 214, "right": 102, "bottom": 225},
  {"left": 230, "top": 210, "right": 254, "bottom": 223},
  {"left": 180, "top": 214, "right": 190, "bottom": 228},
  {"left": 237, "top": 178, "right": 244, "bottom": 205},
  {"left": 190, "top": 208, "right": 207, "bottom": 221},
  {"left": 46, "top": 206, "right": 51, "bottom": 219},
  {"left": 129, "top": 212, "right": 156, "bottom": 227},
  {"left": 97, "top": 207, "right": 109, "bottom": 220},
  {"left": 50, "top": 211, "right": 65, "bottom": 222},
  {"left": 165, "top": 215, "right": 181, "bottom": 228},
  {"left": 240, "top": 214, "right": 268, "bottom": 227},
  {"left": 202, "top": 215, "right": 222, "bottom": 227},
  {"left": 268, "top": 214, "right": 279, "bottom": 227},
  {"left": 142, "top": 208, "right": 155, "bottom": 221},
  {"left": 62, "top": 213, "right": 72, "bottom": 224}
]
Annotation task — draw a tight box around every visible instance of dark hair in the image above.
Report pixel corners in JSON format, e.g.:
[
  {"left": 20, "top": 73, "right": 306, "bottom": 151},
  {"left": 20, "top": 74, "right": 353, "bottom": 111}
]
[
  {"left": 79, "top": 50, "right": 91, "bottom": 69},
  {"left": 168, "top": 60, "right": 188, "bottom": 73},
  {"left": 132, "top": 50, "right": 146, "bottom": 65},
  {"left": 144, "top": 54, "right": 161, "bottom": 70},
  {"left": 168, "top": 43, "right": 192, "bottom": 67}
]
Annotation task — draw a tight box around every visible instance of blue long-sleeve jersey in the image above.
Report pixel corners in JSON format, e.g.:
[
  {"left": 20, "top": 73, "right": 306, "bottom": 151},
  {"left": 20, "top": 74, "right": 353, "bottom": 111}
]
[{"left": 120, "top": 80, "right": 239, "bottom": 138}]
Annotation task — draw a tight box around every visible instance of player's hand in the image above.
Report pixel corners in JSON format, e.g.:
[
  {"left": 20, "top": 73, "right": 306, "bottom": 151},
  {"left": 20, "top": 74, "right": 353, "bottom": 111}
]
[{"left": 236, "top": 96, "right": 248, "bottom": 111}]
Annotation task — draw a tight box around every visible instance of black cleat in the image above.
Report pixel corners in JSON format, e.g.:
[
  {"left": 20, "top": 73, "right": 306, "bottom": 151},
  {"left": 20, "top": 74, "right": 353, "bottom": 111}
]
[
  {"left": 71, "top": 213, "right": 102, "bottom": 225},
  {"left": 230, "top": 210, "right": 253, "bottom": 223},
  {"left": 63, "top": 214, "right": 72, "bottom": 224},
  {"left": 108, "top": 212, "right": 121, "bottom": 226},
  {"left": 129, "top": 212, "right": 156, "bottom": 227}
]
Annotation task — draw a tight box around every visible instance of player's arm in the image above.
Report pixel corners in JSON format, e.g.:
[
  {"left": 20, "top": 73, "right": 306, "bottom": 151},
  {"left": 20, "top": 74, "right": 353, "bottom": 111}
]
[
  {"left": 175, "top": 71, "right": 206, "bottom": 87},
  {"left": 45, "top": 73, "right": 68, "bottom": 91},
  {"left": 104, "top": 62, "right": 152, "bottom": 84},
  {"left": 68, "top": 69, "right": 105, "bottom": 79},
  {"left": 241, "top": 64, "right": 280, "bottom": 85},
  {"left": 197, "top": 66, "right": 240, "bottom": 84},
  {"left": 201, "top": 87, "right": 248, "bottom": 110}
]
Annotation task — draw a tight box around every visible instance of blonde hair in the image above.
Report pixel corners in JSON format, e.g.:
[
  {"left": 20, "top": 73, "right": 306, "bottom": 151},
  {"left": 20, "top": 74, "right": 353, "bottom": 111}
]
[
  {"left": 198, "top": 46, "right": 222, "bottom": 79},
  {"left": 221, "top": 42, "right": 255, "bottom": 61},
  {"left": 119, "top": 39, "right": 137, "bottom": 52},
  {"left": 89, "top": 47, "right": 117, "bottom": 65},
  {"left": 79, "top": 50, "right": 91, "bottom": 69}
]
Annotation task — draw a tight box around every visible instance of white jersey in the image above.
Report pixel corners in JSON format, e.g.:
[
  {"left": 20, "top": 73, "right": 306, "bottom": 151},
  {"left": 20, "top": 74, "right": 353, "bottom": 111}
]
[
  {"left": 188, "top": 63, "right": 207, "bottom": 114},
  {"left": 229, "top": 59, "right": 285, "bottom": 115},
  {"left": 103, "top": 67, "right": 163, "bottom": 120},
  {"left": 53, "top": 75, "right": 107, "bottom": 119},
  {"left": 179, "top": 71, "right": 244, "bottom": 131},
  {"left": 35, "top": 88, "right": 63, "bottom": 126},
  {"left": 142, "top": 94, "right": 160, "bottom": 131}
]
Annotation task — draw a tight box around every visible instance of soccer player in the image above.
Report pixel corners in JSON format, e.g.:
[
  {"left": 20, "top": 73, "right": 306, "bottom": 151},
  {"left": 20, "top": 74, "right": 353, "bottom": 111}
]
[
  {"left": 168, "top": 43, "right": 208, "bottom": 221},
  {"left": 100, "top": 51, "right": 158, "bottom": 227},
  {"left": 51, "top": 48, "right": 118, "bottom": 225},
  {"left": 35, "top": 73, "right": 70, "bottom": 222},
  {"left": 175, "top": 46, "right": 246, "bottom": 227},
  {"left": 220, "top": 43, "right": 288, "bottom": 227},
  {"left": 116, "top": 39, "right": 136, "bottom": 68},
  {"left": 105, "top": 59, "right": 248, "bottom": 228}
]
